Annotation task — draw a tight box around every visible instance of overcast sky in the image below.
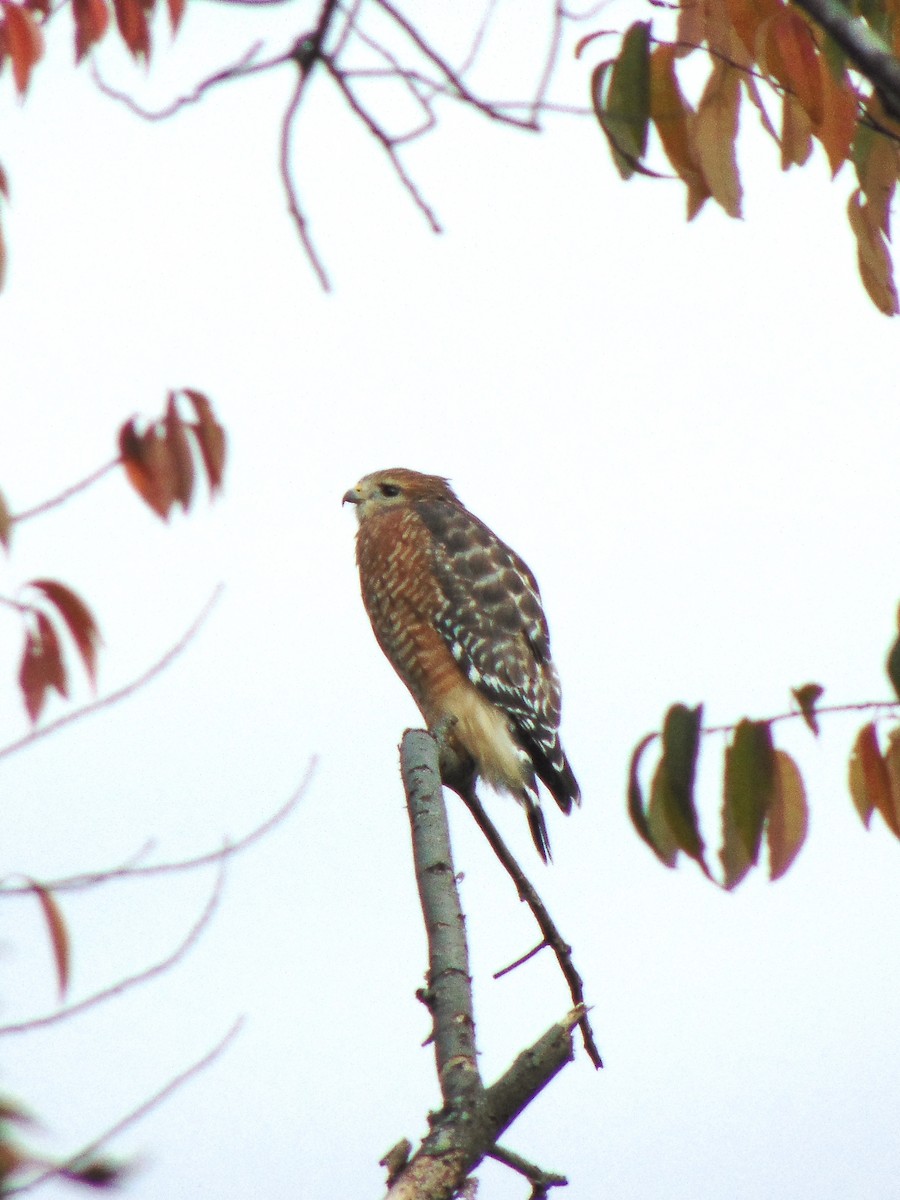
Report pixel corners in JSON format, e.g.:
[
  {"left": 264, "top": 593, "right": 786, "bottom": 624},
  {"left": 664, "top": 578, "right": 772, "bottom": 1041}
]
[{"left": 2, "top": 3, "right": 900, "bottom": 1198}]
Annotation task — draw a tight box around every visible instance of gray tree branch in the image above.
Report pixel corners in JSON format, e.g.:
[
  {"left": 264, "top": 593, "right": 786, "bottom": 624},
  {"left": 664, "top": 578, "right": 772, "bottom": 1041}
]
[
  {"left": 792, "top": 0, "right": 900, "bottom": 116},
  {"left": 390, "top": 730, "right": 577, "bottom": 1199}
]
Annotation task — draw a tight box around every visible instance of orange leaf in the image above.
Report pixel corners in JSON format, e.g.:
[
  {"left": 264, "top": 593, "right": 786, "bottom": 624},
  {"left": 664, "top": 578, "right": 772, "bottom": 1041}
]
[
  {"left": 165, "top": 393, "right": 195, "bottom": 510},
  {"left": 781, "top": 91, "right": 813, "bottom": 170},
  {"left": 675, "top": 0, "right": 705, "bottom": 59},
  {"left": 29, "top": 882, "right": 70, "bottom": 999},
  {"left": 166, "top": 0, "right": 184, "bottom": 33},
  {"left": 111, "top": 0, "right": 148, "bottom": 59},
  {"left": 18, "top": 614, "right": 67, "bottom": 723},
  {"left": 29, "top": 579, "right": 101, "bottom": 686},
  {"left": 852, "top": 721, "right": 900, "bottom": 834},
  {"left": 72, "top": 0, "right": 109, "bottom": 61},
  {"left": 767, "top": 750, "right": 808, "bottom": 880},
  {"left": 1, "top": 2, "right": 43, "bottom": 95},
  {"left": 118, "top": 418, "right": 176, "bottom": 519},
  {"left": 183, "top": 388, "right": 226, "bottom": 494},
  {"left": 692, "top": 62, "right": 743, "bottom": 217},
  {"left": 815, "top": 60, "right": 858, "bottom": 177},
  {"left": 847, "top": 189, "right": 899, "bottom": 316},
  {"left": 650, "top": 43, "right": 711, "bottom": 219},
  {"left": 768, "top": 10, "right": 823, "bottom": 127}
]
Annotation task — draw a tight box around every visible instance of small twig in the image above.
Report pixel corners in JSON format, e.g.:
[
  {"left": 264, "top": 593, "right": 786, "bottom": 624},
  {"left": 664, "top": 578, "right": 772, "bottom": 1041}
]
[
  {"left": 702, "top": 697, "right": 900, "bottom": 738},
  {"left": 280, "top": 68, "right": 332, "bottom": 291},
  {"left": 459, "top": 789, "right": 602, "bottom": 1069},
  {"left": 11, "top": 459, "right": 119, "bottom": 524},
  {"left": 374, "top": 0, "right": 538, "bottom": 130},
  {"left": 493, "top": 940, "right": 546, "bottom": 979},
  {"left": 0, "top": 762, "right": 315, "bottom": 894},
  {"left": 0, "top": 586, "right": 223, "bottom": 764},
  {"left": 89, "top": 43, "right": 285, "bottom": 121},
  {"left": 6, "top": 1017, "right": 245, "bottom": 1195},
  {"left": 324, "top": 57, "right": 442, "bottom": 231},
  {"left": 488, "top": 1144, "right": 568, "bottom": 1195},
  {"left": 0, "top": 865, "right": 225, "bottom": 1036},
  {"left": 529, "top": 0, "right": 566, "bottom": 127}
]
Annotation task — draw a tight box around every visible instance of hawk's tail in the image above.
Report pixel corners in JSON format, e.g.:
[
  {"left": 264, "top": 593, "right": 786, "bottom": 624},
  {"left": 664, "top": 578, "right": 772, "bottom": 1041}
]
[{"left": 524, "top": 793, "right": 552, "bottom": 863}]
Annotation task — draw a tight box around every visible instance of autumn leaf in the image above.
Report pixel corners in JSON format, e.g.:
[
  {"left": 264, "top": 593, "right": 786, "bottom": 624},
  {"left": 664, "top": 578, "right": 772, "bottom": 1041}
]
[
  {"left": 656, "top": 703, "right": 709, "bottom": 874},
  {"left": 647, "top": 758, "right": 680, "bottom": 868},
  {"left": 791, "top": 682, "right": 824, "bottom": 735},
  {"left": 886, "top": 606, "right": 900, "bottom": 702},
  {"left": 627, "top": 731, "right": 672, "bottom": 861},
  {"left": 649, "top": 43, "right": 710, "bottom": 219},
  {"left": 18, "top": 613, "right": 68, "bottom": 723},
  {"left": 0, "top": 486, "right": 11, "bottom": 550},
  {"left": 29, "top": 579, "right": 101, "bottom": 686},
  {"left": 166, "top": 0, "right": 185, "bottom": 34},
  {"left": 850, "top": 721, "right": 899, "bottom": 835},
  {"left": 847, "top": 189, "right": 899, "bottom": 316},
  {"left": 183, "top": 388, "right": 226, "bottom": 495},
  {"left": 72, "top": 0, "right": 109, "bottom": 61},
  {"left": 720, "top": 719, "right": 775, "bottom": 889},
  {"left": 165, "top": 393, "right": 196, "bottom": 510},
  {"left": 119, "top": 418, "right": 176, "bottom": 519},
  {"left": 815, "top": 59, "right": 858, "bottom": 177},
  {"left": 111, "top": 0, "right": 148, "bottom": 60},
  {"left": 767, "top": 10, "right": 823, "bottom": 127},
  {"left": 1, "top": 1, "right": 44, "bottom": 95},
  {"left": 692, "top": 61, "right": 743, "bottom": 217},
  {"left": 28, "top": 882, "right": 70, "bottom": 999},
  {"left": 592, "top": 22, "right": 652, "bottom": 180},
  {"left": 767, "top": 750, "right": 808, "bottom": 880},
  {"left": 781, "top": 92, "right": 813, "bottom": 170}
]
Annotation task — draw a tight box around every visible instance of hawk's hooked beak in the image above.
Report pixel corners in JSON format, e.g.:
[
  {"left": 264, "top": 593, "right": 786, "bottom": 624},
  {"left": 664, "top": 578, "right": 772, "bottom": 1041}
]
[{"left": 342, "top": 487, "right": 362, "bottom": 506}]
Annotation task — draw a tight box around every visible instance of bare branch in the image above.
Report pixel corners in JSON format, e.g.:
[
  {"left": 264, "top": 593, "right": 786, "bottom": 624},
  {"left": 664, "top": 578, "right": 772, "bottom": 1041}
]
[
  {"left": 0, "top": 762, "right": 316, "bottom": 894},
  {"left": 279, "top": 68, "right": 332, "bottom": 291},
  {"left": 487, "top": 1143, "right": 568, "bottom": 1195},
  {"left": 11, "top": 459, "right": 119, "bottom": 524},
  {"left": 458, "top": 787, "right": 602, "bottom": 1069},
  {"left": 373, "top": 0, "right": 539, "bottom": 130},
  {"left": 7, "top": 1017, "right": 245, "bottom": 1196},
  {"left": 90, "top": 43, "right": 285, "bottom": 121},
  {"left": 324, "top": 57, "right": 442, "bottom": 231},
  {"left": 0, "top": 865, "right": 225, "bottom": 1036},
  {"left": 0, "top": 586, "right": 223, "bottom": 765},
  {"left": 400, "top": 730, "right": 481, "bottom": 1109}
]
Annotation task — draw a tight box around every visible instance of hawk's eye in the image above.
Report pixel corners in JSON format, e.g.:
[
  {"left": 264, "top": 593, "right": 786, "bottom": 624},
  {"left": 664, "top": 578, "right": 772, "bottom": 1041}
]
[{"left": 379, "top": 483, "right": 401, "bottom": 498}]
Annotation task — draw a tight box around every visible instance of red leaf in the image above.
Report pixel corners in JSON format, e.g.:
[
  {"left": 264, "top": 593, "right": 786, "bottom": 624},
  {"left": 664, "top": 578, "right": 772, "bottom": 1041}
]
[
  {"left": 183, "top": 388, "right": 226, "bottom": 494},
  {"left": 165, "top": 0, "right": 184, "bottom": 34},
  {"left": 1, "top": 1, "right": 43, "bottom": 94},
  {"left": 165, "top": 393, "right": 195, "bottom": 510},
  {"left": 111, "top": 0, "right": 148, "bottom": 59},
  {"left": 72, "top": 0, "right": 109, "bottom": 61},
  {"left": 853, "top": 721, "right": 900, "bottom": 835},
  {"left": 29, "top": 882, "right": 70, "bottom": 999},
  {"left": 118, "top": 418, "right": 175, "bottom": 519},
  {"left": 29, "top": 579, "right": 101, "bottom": 686},
  {"left": 18, "top": 614, "right": 67, "bottom": 723}
]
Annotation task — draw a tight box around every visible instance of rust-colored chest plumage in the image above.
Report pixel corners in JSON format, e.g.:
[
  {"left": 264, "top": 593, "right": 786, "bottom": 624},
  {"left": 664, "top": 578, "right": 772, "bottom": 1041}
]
[{"left": 355, "top": 505, "right": 461, "bottom": 719}]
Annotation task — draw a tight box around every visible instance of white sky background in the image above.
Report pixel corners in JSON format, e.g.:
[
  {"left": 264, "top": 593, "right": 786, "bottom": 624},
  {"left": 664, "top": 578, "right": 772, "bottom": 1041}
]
[{"left": 2, "top": 1, "right": 900, "bottom": 1196}]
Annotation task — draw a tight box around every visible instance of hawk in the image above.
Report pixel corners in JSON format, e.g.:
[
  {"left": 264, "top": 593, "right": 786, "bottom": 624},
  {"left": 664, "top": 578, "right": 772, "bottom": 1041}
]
[{"left": 343, "top": 467, "right": 579, "bottom": 861}]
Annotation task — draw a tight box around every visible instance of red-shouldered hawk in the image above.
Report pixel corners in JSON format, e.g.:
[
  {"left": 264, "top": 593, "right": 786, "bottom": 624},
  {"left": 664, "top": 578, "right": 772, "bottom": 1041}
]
[{"left": 343, "top": 467, "right": 579, "bottom": 861}]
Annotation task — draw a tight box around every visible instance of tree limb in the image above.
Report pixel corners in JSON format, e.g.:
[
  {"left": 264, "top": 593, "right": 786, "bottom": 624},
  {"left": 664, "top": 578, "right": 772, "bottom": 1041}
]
[{"left": 791, "top": 0, "right": 900, "bottom": 117}]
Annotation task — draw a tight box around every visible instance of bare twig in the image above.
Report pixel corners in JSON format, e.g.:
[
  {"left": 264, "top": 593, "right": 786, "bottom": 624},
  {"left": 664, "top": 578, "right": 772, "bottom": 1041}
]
[
  {"left": 530, "top": 1, "right": 567, "bottom": 126},
  {"left": 90, "top": 43, "right": 283, "bottom": 121},
  {"left": 279, "top": 68, "right": 331, "bottom": 291},
  {"left": 0, "top": 762, "right": 315, "bottom": 894},
  {"left": 458, "top": 788, "right": 602, "bottom": 1069},
  {"left": 6, "top": 1017, "right": 245, "bottom": 1195},
  {"left": 11, "top": 459, "right": 119, "bottom": 524},
  {"left": 0, "top": 586, "right": 223, "bottom": 765},
  {"left": 0, "top": 865, "right": 225, "bottom": 1036},
  {"left": 323, "top": 57, "right": 442, "bottom": 231},
  {"left": 488, "top": 1144, "right": 568, "bottom": 1195}
]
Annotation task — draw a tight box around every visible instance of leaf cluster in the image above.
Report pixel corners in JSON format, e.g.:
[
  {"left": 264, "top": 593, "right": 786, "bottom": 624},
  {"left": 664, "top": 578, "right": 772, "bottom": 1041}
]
[{"left": 582, "top": 2, "right": 900, "bottom": 314}]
